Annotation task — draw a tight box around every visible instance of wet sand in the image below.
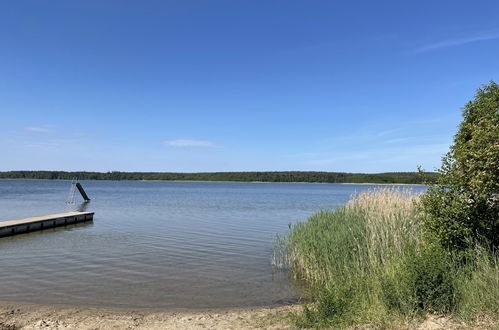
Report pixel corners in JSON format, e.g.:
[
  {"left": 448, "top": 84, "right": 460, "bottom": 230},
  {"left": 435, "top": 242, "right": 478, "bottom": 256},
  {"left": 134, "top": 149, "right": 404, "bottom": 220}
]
[{"left": 0, "top": 301, "right": 299, "bottom": 330}]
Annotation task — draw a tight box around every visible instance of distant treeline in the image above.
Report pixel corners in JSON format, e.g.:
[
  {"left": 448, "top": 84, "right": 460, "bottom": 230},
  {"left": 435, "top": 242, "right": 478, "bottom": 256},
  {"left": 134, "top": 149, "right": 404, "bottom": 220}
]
[{"left": 0, "top": 171, "right": 436, "bottom": 184}]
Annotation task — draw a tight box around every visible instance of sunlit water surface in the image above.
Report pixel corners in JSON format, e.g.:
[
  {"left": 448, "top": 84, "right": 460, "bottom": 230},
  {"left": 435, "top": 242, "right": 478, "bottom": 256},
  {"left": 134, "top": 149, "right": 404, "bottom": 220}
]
[{"left": 0, "top": 180, "right": 426, "bottom": 308}]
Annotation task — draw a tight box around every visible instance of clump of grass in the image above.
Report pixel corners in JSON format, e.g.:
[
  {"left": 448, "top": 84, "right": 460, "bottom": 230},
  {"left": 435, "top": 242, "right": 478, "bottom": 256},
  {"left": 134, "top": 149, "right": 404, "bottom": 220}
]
[
  {"left": 276, "top": 188, "right": 422, "bottom": 326},
  {"left": 271, "top": 231, "right": 290, "bottom": 270},
  {"left": 274, "top": 188, "right": 498, "bottom": 328},
  {"left": 286, "top": 188, "right": 420, "bottom": 288},
  {"left": 455, "top": 247, "right": 499, "bottom": 319}
]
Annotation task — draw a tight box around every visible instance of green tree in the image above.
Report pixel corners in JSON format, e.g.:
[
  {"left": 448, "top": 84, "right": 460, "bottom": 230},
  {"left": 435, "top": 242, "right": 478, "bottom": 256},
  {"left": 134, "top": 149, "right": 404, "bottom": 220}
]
[{"left": 420, "top": 81, "right": 499, "bottom": 251}]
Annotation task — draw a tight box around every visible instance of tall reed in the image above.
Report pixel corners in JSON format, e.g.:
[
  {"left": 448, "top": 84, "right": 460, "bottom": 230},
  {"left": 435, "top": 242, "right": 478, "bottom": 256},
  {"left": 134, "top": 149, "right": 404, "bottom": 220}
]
[
  {"left": 272, "top": 189, "right": 420, "bottom": 325},
  {"left": 274, "top": 188, "right": 498, "bottom": 327},
  {"left": 273, "top": 188, "right": 499, "bottom": 328},
  {"left": 284, "top": 188, "right": 420, "bottom": 288}
]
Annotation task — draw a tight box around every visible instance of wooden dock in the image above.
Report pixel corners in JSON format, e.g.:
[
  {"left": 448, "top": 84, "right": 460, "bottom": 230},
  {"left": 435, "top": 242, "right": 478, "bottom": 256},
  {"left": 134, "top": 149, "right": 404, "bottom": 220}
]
[{"left": 0, "top": 212, "right": 94, "bottom": 238}]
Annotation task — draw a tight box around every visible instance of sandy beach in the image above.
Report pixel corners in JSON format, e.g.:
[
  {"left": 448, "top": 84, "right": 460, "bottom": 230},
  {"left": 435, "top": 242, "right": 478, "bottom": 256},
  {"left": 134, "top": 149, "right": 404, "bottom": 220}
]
[
  {"left": 2, "top": 301, "right": 497, "bottom": 330},
  {"left": 0, "top": 301, "right": 299, "bottom": 330}
]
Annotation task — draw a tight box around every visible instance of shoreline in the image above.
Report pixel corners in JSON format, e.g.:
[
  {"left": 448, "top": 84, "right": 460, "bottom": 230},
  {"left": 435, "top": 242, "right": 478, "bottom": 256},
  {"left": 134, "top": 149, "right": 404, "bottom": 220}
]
[
  {"left": 1, "top": 301, "right": 492, "bottom": 329},
  {"left": 0, "top": 300, "right": 299, "bottom": 329},
  {"left": 0, "top": 178, "right": 425, "bottom": 186}
]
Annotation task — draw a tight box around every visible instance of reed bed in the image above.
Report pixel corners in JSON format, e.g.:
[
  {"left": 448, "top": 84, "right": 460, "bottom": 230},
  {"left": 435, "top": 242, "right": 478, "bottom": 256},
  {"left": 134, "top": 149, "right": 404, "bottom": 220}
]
[
  {"left": 274, "top": 188, "right": 499, "bottom": 328},
  {"left": 282, "top": 188, "right": 420, "bottom": 288}
]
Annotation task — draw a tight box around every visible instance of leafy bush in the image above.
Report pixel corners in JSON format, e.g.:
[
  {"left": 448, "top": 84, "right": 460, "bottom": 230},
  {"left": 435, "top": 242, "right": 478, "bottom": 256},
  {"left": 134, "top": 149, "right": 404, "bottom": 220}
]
[
  {"left": 420, "top": 81, "right": 499, "bottom": 251},
  {"left": 295, "top": 289, "right": 350, "bottom": 328},
  {"left": 381, "top": 243, "right": 456, "bottom": 315},
  {"left": 406, "top": 244, "right": 456, "bottom": 313}
]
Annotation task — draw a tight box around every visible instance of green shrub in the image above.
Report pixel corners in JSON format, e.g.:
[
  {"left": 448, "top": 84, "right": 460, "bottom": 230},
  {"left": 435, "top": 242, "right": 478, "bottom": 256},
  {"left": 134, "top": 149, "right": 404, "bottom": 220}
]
[
  {"left": 420, "top": 81, "right": 499, "bottom": 251},
  {"left": 406, "top": 244, "right": 456, "bottom": 313},
  {"left": 381, "top": 243, "right": 457, "bottom": 315},
  {"left": 295, "top": 289, "right": 350, "bottom": 328}
]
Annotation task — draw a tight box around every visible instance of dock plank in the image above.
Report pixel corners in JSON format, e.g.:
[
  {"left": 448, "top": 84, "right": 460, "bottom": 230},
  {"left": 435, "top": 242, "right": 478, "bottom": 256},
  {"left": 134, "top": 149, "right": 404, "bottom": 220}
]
[{"left": 0, "top": 212, "right": 94, "bottom": 237}]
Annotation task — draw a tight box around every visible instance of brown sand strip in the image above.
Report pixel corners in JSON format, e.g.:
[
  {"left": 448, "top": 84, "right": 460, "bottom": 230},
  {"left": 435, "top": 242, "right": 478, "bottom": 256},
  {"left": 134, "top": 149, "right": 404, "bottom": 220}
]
[{"left": 0, "top": 301, "right": 299, "bottom": 330}]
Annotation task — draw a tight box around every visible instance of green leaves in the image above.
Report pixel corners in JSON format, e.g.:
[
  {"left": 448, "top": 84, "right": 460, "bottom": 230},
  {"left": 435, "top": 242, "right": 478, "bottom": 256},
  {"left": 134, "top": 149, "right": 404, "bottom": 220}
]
[{"left": 421, "top": 81, "right": 499, "bottom": 250}]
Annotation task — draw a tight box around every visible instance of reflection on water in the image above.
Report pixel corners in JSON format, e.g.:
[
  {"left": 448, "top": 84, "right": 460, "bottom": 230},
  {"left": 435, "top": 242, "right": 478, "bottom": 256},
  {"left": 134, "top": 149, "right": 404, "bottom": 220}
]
[
  {"left": 75, "top": 200, "right": 90, "bottom": 212},
  {"left": 0, "top": 180, "right": 426, "bottom": 308}
]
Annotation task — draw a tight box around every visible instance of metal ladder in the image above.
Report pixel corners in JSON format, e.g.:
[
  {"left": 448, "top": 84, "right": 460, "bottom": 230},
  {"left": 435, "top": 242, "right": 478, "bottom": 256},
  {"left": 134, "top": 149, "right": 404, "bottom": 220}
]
[{"left": 66, "top": 177, "right": 78, "bottom": 205}]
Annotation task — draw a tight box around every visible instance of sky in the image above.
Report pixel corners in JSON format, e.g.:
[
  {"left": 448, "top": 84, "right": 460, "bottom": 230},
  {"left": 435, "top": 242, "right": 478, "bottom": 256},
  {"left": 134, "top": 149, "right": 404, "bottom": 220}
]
[{"left": 1, "top": 1, "right": 498, "bottom": 173}]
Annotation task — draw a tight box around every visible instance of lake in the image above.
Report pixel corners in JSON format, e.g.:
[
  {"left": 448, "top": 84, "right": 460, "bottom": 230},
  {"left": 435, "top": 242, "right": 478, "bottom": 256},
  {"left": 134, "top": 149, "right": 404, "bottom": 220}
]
[{"left": 0, "top": 180, "right": 426, "bottom": 308}]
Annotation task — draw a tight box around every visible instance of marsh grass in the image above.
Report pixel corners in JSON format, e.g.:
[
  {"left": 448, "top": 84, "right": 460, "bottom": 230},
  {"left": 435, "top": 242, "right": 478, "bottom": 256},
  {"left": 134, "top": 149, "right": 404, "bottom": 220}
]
[
  {"left": 274, "top": 188, "right": 499, "bottom": 328},
  {"left": 454, "top": 247, "right": 499, "bottom": 319},
  {"left": 285, "top": 188, "right": 421, "bottom": 288}
]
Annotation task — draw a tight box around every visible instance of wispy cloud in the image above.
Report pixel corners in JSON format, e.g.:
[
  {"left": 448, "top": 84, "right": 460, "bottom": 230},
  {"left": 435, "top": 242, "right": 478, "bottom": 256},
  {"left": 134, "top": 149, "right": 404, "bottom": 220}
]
[
  {"left": 164, "top": 139, "right": 221, "bottom": 148},
  {"left": 414, "top": 30, "right": 499, "bottom": 53},
  {"left": 25, "top": 139, "right": 75, "bottom": 149},
  {"left": 25, "top": 125, "right": 56, "bottom": 133},
  {"left": 382, "top": 137, "right": 412, "bottom": 144}
]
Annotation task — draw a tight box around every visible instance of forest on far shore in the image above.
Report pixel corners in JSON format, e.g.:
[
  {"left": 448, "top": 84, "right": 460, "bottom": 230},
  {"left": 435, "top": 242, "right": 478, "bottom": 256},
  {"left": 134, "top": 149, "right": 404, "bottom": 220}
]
[{"left": 0, "top": 170, "right": 436, "bottom": 184}]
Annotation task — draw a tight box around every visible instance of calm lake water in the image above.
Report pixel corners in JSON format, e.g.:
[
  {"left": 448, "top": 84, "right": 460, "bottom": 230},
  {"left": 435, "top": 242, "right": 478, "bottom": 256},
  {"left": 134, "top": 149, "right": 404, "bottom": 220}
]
[{"left": 0, "top": 180, "right": 426, "bottom": 309}]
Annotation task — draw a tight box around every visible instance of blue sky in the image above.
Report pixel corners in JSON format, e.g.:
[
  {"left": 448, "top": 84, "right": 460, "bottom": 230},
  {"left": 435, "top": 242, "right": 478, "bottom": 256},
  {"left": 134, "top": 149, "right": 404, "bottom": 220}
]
[{"left": 1, "top": 1, "right": 498, "bottom": 173}]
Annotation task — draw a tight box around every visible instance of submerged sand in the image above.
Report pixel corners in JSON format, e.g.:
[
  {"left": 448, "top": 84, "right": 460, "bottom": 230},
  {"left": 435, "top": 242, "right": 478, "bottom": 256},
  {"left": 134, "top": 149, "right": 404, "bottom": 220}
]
[{"left": 0, "top": 301, "right": 299, "bottom": 330}]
